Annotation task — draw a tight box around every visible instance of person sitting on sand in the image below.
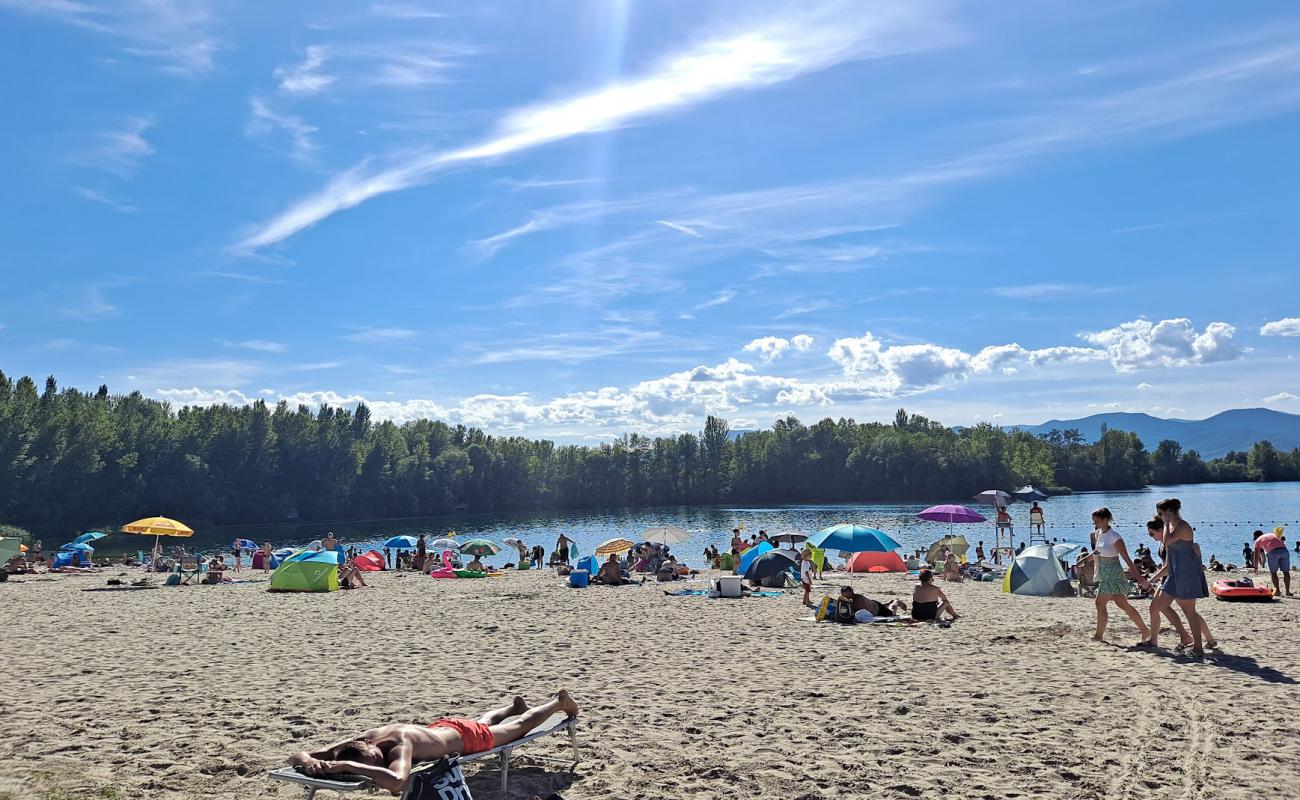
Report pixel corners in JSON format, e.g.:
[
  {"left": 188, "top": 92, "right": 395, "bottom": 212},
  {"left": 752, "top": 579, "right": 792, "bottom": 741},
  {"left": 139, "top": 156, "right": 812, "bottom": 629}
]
[
  {"left": 941, "top": 552, "right": 963, "bottom": 582},
  {"left": 339, "top": 559, "right": 369, "bottom": 589},
  {"left": 839, "top": 586, "right": 907, "bottom": 622},
  {"left": 592, "top": 554, "right": 631, "bottom": 585},
  {"left": 1209, "top": 554, "right": 1225, "bottom": 571},
  {"left": 288, "top": 691, "right": 581, "bottom": 794},
  {"left": 465, "top": 557, "right": 485, "bottom": 573},
  {"left": 911, "top": 570, "right": 958, "bottom": 622}
]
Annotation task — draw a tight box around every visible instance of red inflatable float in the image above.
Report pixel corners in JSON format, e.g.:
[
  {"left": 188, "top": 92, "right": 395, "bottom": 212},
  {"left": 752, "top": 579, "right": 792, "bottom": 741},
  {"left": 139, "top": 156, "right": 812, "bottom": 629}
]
[
  {"left": 847, "top": 551, "right": 907, "bottom": 573},
  {"left": 1211, "top": 579, "right": 1274, "bottom": 602}
]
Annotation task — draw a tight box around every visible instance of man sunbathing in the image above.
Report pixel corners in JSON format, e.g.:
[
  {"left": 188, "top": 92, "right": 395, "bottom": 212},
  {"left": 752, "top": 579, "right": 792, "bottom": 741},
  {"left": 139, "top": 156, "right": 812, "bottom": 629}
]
[{"left": 288, "top": 690, "right": 580, "bottom": 795}]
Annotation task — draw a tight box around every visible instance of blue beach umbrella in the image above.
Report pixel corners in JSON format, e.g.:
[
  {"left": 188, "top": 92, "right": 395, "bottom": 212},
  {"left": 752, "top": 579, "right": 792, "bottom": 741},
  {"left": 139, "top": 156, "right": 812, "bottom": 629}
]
[
  {"left": 71, "top": 531, "right": 107, "bottom": 546},
  {"left": 384, "top": 535, "right": 419, "bottom": 549},
  {"left": 808, "top": 524, "right": 901, "bottom": 553},
  {"left": 234, "top": 538, "right": 258, "bottom": 549},
  {"left": 60, "top": 541, "right": 96, "bottom": 552}
]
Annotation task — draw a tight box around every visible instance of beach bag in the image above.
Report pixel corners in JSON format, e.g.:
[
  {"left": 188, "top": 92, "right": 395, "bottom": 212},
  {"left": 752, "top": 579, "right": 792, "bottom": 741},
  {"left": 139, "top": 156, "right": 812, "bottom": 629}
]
[
  {"left": 405, "top": 755, "right": 472, "bottom": 800},
  {"left": 834, "top": 598, "right": 856, "bottom": 624}
]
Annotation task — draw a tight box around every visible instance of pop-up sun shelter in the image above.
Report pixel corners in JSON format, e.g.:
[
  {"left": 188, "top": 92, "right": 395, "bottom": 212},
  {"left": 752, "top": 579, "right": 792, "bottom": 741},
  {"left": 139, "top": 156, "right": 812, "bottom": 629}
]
[
  {"left": 352, "top": 550, "right": 385, "bottom": 571},
  {"left": 847, "top": 551, "right": 907, "bottom": 573},
  {"left": 1002, "top": 544, "right": 1069, "bottom": 596},
  {"left": 269, "top": 549, "right": 339, "bottom": 592}
]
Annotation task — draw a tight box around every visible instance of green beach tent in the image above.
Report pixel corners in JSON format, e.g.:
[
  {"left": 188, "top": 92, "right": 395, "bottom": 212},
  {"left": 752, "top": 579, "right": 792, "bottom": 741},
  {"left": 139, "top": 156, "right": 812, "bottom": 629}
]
[{"left": 269, "top": 549, "right": 339, "bottom": 593}]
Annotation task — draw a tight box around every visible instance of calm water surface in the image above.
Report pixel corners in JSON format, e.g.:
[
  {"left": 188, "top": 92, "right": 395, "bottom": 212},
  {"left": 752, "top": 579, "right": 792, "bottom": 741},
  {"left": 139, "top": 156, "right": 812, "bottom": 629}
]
[{"left": 81, "top": 482, "right": 1300, "bottom": 568}]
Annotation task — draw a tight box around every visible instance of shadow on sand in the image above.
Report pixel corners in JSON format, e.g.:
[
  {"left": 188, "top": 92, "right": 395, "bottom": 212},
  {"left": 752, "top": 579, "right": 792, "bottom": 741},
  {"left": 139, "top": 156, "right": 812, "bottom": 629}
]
[{"left": 1132, "top": 644, "right": 1297, "bottom": 684}]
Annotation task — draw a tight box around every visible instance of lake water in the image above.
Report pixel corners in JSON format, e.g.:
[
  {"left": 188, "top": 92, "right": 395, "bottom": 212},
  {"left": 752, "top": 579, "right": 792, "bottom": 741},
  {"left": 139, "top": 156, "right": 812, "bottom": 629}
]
[{"left": 72, "top": 481, "right": 1300, "bottom": 568}]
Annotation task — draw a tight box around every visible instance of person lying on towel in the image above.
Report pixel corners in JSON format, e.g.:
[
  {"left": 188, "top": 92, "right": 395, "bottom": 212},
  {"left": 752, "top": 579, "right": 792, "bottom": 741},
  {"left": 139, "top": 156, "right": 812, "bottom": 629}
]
[
  {"left": 839, "top": 586, "right": 908, "bottom": 622},
  {"left": 288, "top": 690, "right": 580, "bottom": 794}
]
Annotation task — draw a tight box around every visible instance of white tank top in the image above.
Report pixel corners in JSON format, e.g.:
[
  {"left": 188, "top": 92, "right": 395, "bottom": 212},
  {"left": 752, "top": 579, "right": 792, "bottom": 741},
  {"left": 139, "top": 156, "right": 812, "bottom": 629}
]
[{"left": 1095, "top": 529, "right": 1122, "bottom": 558}]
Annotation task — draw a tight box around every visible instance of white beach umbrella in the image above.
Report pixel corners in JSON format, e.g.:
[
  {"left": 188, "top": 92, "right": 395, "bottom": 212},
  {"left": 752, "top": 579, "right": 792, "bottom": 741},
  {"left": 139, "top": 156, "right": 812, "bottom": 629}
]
[{"left": 641, "top": 526, "right": 690, "bottom": 545}]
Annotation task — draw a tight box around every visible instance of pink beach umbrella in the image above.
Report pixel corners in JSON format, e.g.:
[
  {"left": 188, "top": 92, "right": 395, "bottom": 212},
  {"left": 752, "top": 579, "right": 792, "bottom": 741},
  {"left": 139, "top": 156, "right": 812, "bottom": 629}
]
[{"left": 917, "top": 504, "right": 987, "bottom": 536}]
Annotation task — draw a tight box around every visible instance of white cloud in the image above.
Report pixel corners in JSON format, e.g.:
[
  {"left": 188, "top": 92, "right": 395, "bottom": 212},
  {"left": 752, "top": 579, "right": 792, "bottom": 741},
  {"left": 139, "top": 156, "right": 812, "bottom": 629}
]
[
  {"left": 1081, "top": 318, "right": 1242, "bottom": 372},
  {"left": 1263, "top": 392, "right": 1299, "bottom": 404},
  {"left": 992, "top": 283, "right": 1115, "bottom": 300},
  {"left": 234, "top": 1, "right": 956, "bottom": 250},
  {"left": 225, "top": 339, "right": 287, "bottom": 354},
  {"left": 791, "top": 334, "right": 815, "bottom": 351},
  {"left": 58, "top": 282, "right": 125, "bottom": 321},
  {"left": 276, "top": 45, "right": 333, "bottom": 95},
  {"left": 341, "top": 326, "right": 417, "bottom": 343},
  {"left": 247, "top": 97, "right": 319, "bottom": 164},
  {"left": 369, "top": 3, "right": 449, "bottom": 21},
  {"left": 743, "top": 336, "right": 792, "bottom": 363},
  {"left": 657, "top": 220, "right": 704, "bottom": 238},
  {"left": 74, "top": 117, "right": 154, "bottom": 178},
  {"left": 3, "top": 0, "right": 219, "bottom": 75},
  {"left": 1137, "top": 382, "right": 1152, "bottom": 390},
  {"left": 1260, "top": 317, "right": 1300, "bottom": 337},
  {"left": 680, "top": 289, "right": 737, "bottom": 319},
  {"left": 71, "top": 186, "right": 138, "bottom": 213}
]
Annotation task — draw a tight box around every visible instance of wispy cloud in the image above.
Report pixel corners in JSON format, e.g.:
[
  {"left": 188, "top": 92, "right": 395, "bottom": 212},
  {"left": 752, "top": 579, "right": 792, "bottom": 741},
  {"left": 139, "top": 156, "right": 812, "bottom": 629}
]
[
  {"left": 679, "top": 289, "right": 737, "bottom": 319},
  {"left": 234, "top": 1, "right": 957, "bottom": 251},
  {"left": 495, "top": 176, "right": 599, "bottom": 191},
  {"left": 341, "top": 326, "right": 418, "bottom": 343},
  {"left": 247, "top": 97, "right": 318, "bottom": 164},
  {"left": 469, "top": 328, "right": 666, "bottom": 365},
  {"left": 369, "top": 2, "right": 450, "bottom": 21},
  {"left": 73, "top": 116, "right": 154, "bottom": 178},
  {"left": 657, "top": 220, "right": 705, "bottom": 238},
  {"left": 992, "top": 283, "right": 1119, "bottom": 300},
  {"left": 224, "top": 339, "right": 288, "bottom": 354},
  {"left": 58, "top": 280, "right": 131, "bottom": 321},
  {"left": 2, "top": 0, "right": 219, "bottom": 75},
  {"left": 200, "top": 270, "right": 289, "bottom": 285},
  {"left": 275, "top": 45, "right": 333, "bottom": 95},
  {"left": 70, "top": 186, "right": 138, "bottom": 213}
]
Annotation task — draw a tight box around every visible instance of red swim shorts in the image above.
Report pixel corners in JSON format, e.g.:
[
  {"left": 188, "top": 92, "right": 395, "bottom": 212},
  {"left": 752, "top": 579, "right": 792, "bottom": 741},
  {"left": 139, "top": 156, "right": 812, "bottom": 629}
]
[{"left": 428, "top": 718, "right": 496, "bottom": 754}]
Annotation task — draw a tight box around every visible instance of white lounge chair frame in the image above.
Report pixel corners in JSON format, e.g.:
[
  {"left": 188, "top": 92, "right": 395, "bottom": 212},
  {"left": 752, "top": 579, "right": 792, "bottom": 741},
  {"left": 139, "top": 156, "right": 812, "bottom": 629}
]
[{"left": 269, "top": 716, "right": 579, "bottom": 798}]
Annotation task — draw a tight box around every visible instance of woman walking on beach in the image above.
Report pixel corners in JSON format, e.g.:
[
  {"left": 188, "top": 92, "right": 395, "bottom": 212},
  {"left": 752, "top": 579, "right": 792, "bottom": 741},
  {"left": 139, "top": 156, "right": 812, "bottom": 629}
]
[
  {"left": 1088, "top": 508, "right": 1149, "bottom": 643},
  {"left": 1138, "top": 518, "right": 1201, "bottom": 650},
  {"left": 1140, "top": 498, "right": 1212, "bottom": 655}
]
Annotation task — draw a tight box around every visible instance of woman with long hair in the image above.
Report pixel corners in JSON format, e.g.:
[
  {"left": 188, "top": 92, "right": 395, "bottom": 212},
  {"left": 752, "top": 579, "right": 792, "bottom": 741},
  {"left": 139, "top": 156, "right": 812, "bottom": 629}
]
[
  {"left": 1088, "top": 508, "right": 1150, "bottom": 643},
  {"left": 1139, "top": 498, "right": 1212, "bottom": 655}
]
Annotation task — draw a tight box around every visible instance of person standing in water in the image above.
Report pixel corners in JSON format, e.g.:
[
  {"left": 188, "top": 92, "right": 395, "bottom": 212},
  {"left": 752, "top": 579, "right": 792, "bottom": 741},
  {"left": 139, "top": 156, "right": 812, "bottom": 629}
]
[
  {"left": 1140, "top": 498, "right": 1212, "bottom": 655},
  {"left": 1087, "top": 508, "right": 1149, "bottom": 643}
]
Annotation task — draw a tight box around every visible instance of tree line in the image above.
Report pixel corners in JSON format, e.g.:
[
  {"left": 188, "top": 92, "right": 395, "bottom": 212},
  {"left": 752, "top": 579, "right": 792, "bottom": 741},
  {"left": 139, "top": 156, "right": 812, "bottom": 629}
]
[{"left": 1, "top": 372, "right": 1296, "bottom": 529}]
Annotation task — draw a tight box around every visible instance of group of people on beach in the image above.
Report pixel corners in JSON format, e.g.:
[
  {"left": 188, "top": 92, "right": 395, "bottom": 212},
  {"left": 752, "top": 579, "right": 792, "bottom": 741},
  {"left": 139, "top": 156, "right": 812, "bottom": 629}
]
[{"left": 1081, "top": 497, "right": 1292, "bottom": 656}]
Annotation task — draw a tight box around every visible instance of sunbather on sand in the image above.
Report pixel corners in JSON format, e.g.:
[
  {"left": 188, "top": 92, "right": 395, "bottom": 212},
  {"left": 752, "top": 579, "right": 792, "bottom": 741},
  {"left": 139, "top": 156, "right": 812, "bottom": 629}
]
[
  {"left": 592, "top": 553, "right": 631, "bottom": 585},
  {"left": 839, "top": 586, "right": 907, "bottom": 621},
  {"left": 288, "top": 690, "right": 581, "bottom": 795},
  {"left": 911, "top": 570, "right": 959, "bottom": 622}
]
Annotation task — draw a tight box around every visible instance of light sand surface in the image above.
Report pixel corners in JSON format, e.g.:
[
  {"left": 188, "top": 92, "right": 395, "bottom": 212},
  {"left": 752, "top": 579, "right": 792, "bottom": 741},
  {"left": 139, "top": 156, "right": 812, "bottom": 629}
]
[{"left": 2, "top": 568, "right": 1299, "bottom": 800}]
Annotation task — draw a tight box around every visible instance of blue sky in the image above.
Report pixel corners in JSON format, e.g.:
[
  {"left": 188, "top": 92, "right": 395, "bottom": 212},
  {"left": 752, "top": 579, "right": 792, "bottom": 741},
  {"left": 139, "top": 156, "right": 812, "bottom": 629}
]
[{"left": 2, "top": 0, "right": 1299, "bottom": 441}]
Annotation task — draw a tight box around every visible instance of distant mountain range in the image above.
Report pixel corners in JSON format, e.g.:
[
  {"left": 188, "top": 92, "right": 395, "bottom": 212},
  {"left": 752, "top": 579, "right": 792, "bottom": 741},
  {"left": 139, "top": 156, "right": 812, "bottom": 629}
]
[{"left": 1009, "top": 408, "right": 1300, "bottom": 459}]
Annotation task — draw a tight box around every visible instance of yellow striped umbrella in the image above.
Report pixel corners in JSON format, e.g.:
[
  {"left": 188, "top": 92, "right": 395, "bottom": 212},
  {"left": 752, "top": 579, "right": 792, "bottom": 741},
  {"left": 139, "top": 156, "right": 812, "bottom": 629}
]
[{"left": 594, "top": 537, "right": 636, "bottom": 556}]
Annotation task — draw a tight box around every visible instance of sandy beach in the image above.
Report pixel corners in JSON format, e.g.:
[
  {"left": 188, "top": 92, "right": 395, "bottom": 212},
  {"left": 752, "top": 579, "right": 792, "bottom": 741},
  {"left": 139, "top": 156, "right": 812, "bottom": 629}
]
[{"left": 2, "top": 567, "right": 1298, "bottom": 800}]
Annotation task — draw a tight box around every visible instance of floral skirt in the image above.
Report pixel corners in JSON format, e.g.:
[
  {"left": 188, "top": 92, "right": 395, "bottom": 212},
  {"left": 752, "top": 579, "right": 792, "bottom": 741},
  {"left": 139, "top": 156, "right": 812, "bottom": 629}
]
[{"left": 1095, "top": 557, "right": 1130, "bottom": 595}]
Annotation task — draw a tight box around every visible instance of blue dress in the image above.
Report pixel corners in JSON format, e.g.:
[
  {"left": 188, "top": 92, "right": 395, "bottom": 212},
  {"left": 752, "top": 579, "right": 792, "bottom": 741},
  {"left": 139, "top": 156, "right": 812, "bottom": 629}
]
[{"left": 1162, "top": 538, "right": 1209, "bottom": 600}]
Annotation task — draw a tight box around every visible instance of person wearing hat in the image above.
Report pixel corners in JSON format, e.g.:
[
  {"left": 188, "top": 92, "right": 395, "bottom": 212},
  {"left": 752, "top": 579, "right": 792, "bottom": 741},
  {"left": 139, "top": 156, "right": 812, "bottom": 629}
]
[{"left": 1252, "top": 527, "right": 1291, "bottom": 597}]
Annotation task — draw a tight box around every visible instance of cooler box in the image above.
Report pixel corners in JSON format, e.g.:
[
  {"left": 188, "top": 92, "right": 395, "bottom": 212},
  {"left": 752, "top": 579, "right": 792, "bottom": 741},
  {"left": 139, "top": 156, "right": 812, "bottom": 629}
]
[
  {"left": 568, "top": 569, "right": 590, "bottom": 588},
  {"left": 716, "top": 575, "right": 744, "bottom": 598}
]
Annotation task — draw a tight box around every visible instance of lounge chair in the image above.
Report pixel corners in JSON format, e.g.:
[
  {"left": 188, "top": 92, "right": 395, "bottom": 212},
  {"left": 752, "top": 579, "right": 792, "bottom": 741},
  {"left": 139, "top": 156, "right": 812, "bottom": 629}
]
[{"left": 268, "top": 716, "right": 580, "bottom": 798}]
